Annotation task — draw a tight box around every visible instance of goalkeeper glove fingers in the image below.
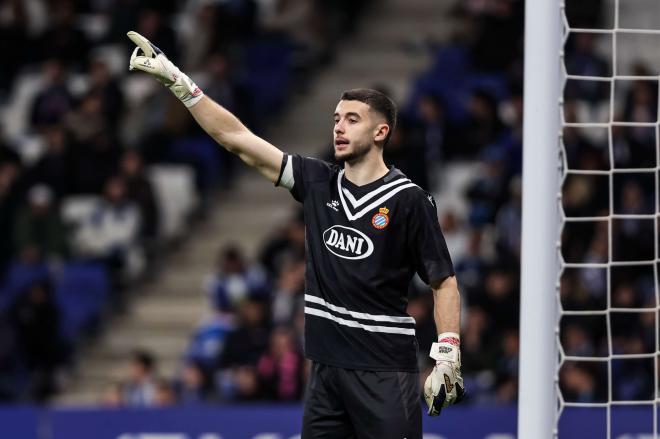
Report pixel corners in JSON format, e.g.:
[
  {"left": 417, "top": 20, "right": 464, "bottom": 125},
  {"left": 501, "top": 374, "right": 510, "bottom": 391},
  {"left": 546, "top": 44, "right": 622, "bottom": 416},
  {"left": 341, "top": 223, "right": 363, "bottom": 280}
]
[
  {"left": 424, "top": 332, "right": 465, "bottom": 416},
  {"left": 127, "top": 31, "right": 204, "bottom": 108}
]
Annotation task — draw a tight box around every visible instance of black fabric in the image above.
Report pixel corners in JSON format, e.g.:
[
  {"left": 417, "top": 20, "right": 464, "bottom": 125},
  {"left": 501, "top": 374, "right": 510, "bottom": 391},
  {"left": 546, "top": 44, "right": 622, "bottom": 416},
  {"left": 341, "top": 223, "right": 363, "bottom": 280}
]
[
  {"left": 282, "top": 154, "right": 454, "bottom": 372},
  {"left": 302, "top": 361, "right": 422, "bottom": 439}
]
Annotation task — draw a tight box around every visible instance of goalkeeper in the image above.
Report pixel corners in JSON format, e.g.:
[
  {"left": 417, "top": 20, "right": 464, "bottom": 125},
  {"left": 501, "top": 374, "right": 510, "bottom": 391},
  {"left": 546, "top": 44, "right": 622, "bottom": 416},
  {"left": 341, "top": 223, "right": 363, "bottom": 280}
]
[{"left": 127, "top": 31, "right": 464, "bottom": 438}]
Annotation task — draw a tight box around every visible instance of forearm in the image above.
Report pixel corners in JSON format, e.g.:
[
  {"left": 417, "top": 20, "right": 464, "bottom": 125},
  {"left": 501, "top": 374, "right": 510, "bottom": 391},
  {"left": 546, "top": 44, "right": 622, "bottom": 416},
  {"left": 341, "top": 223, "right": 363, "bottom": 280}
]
[
  {"left": 187, "top": 96, "right": 283, "bottom": 182},
  {"left": 126, "top": 32, "right": 283, "bottom": 183},
  {"left": 432, "top": 276, "right": 461, "bottom": 335},
  {"left": 188, "top": 96, "right": 248, "bottom": 148}
]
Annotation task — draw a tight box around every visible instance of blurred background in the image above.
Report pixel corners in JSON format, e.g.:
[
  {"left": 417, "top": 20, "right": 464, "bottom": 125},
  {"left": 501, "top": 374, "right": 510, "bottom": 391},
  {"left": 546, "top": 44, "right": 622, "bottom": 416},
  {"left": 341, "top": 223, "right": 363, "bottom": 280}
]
[{"left": 0, "top": 0, "right": 658, "bottom": 437}]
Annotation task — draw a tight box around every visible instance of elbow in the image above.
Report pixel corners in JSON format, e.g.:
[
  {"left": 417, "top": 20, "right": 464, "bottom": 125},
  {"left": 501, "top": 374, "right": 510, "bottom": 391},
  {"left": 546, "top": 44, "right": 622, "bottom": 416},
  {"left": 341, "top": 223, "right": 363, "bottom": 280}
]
[{"left": 433, "top": 275, "right": 460, "bottom": 297}]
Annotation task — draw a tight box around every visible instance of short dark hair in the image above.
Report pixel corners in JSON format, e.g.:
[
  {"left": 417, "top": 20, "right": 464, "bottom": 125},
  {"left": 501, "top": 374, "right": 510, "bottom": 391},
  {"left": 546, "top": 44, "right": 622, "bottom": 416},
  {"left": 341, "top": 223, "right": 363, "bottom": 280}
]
[{"left": 340, "top": 88, "right": 397, "bottom": 145}]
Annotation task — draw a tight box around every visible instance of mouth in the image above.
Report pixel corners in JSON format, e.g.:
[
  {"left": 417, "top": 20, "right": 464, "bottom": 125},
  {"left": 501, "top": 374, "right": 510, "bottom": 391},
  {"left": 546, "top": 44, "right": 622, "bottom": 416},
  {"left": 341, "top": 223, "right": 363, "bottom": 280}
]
[{"left": 334, "top": 138, "right": 349, "bottom": 150}]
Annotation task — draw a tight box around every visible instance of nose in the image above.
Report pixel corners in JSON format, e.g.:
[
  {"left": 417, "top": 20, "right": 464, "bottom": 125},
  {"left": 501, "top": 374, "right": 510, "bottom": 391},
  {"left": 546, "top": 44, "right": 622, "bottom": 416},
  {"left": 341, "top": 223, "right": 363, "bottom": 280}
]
[{"left": 334, "top": 120, "right": 344, "bottom": 135}]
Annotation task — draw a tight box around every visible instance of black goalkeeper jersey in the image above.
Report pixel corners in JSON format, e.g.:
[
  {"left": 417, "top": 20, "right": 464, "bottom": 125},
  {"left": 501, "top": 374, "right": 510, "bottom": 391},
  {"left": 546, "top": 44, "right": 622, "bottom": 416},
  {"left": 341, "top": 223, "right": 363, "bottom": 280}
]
[{"left": 276, "top": 154, "right": 454, "bottom": 372}]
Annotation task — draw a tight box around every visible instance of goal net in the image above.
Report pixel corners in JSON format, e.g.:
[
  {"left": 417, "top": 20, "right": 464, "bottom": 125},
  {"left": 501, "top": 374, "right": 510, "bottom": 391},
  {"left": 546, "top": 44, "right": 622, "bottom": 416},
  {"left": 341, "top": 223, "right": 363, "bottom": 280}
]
[{"left": 557, "top": 0, "right": 660, "bottom": 437}]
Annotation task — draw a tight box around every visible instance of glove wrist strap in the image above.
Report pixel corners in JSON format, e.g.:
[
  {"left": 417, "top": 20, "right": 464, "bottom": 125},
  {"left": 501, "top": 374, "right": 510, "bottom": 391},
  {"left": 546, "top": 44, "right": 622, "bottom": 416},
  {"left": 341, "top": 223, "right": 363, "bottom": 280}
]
[
  {"left": 430, "top": 332, "right": 460, "bottom": 363},
  {"left": 170, "top": 73, "right": 204, "bottom": 108},
  {"left": 437, "top": 332, "right": 460, "bottom": 345}
]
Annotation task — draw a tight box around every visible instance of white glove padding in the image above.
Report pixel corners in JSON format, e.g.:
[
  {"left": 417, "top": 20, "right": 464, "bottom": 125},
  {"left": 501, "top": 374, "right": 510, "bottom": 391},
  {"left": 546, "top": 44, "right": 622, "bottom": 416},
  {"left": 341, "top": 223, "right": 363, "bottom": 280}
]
[
  {"left": 424, "top": 333, "right": 465, "bottom": 416},
  {"left": 127, "top": 31, "right": 204, "bottom": 108}
]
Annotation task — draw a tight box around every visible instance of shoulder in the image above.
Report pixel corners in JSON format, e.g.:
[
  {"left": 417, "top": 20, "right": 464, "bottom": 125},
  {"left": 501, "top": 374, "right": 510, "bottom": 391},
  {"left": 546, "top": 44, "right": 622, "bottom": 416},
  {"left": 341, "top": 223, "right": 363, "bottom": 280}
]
[
  {"left": 389, "top": 168, "right": 434, "bottom": 207},
  {"left": 291, "top": 154, "right": 340, "bottom": 182}
]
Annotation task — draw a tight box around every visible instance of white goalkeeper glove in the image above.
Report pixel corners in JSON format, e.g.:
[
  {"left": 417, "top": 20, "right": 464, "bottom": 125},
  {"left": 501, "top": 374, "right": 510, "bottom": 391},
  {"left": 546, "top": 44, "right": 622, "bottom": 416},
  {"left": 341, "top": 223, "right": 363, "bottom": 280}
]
[
  {"left": 127, "top": 31, "right": 204, "bottom": 108},
  {"left": 424, "top": 332, "right": 465, "bottom": 416}
]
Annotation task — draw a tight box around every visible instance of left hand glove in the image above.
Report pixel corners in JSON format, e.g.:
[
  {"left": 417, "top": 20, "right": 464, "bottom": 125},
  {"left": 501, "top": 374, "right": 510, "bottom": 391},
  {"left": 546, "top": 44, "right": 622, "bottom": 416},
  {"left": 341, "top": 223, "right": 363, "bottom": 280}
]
[{"left": 424, "top": 333, "right": 465, "bottom": 416}]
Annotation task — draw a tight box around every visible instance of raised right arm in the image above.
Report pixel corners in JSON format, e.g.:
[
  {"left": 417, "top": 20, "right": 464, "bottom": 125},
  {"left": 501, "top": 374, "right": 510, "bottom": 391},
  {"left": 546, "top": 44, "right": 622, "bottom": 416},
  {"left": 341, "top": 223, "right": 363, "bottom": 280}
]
[
  {"left": 187, "top": 96, "right": 283, "bottom": 183},
  {"left": 126, "top": 31, "right": 284, "bottom": 184}
]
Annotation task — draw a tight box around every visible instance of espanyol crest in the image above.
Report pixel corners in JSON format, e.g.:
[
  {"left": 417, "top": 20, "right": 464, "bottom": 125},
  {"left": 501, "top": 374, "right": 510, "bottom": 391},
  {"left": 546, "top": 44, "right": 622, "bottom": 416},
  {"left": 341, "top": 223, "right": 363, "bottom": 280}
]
[
  {"left": 371, "top": 207, "right": 390, "bottom": 229},
  {"left": 323, "top": 225, "right": 374, "bottom": 260}
]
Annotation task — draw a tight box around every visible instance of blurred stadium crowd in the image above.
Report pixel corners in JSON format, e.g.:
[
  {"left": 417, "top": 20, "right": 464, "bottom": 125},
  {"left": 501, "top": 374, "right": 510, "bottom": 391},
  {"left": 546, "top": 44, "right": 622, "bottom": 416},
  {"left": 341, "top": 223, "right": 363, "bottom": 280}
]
[
  {"left": 0, "top": 0, "right": 654, "bottom": 409},
  {"left": 0, "top": 0, "right": 367, "bottom": 402}
]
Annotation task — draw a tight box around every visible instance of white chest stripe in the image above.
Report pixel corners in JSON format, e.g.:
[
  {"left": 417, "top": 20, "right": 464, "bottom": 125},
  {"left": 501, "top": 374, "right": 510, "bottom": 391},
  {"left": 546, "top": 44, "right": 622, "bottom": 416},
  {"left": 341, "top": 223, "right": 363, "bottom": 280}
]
[
  {"left": 305, "top": 307, "right": 416, "bottom": 336},
  {"left": 337, "top": 172, "right": 418, "bottom": 221},
  {"left": 305, "top": 294, "right": 416, "bottom": 324},
  {"left": 341, "top": 177, "right": 411, "bottom": 208}
]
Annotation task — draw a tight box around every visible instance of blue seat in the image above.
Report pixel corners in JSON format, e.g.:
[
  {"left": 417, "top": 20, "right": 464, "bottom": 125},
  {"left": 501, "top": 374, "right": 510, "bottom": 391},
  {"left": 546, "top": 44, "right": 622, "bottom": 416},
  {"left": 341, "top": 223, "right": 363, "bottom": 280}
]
[
  {"left": 0, "top": 262, "right": 50, "bottom": 310},
  {"left": 240, "top": 38, "right": 293, "bottom": 122},
  {"left": 54, "top": 262, "right": 109, "bottom": 342}
]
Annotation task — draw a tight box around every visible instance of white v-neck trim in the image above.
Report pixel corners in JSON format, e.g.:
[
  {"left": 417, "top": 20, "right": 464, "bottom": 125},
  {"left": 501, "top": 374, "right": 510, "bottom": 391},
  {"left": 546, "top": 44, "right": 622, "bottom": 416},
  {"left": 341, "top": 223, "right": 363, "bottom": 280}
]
[
  {"left": 337, "top": 170, "right": 418, "bottom": 221},
  {"left": 341, "top": 176, "right": 411, "bottom": 209}
]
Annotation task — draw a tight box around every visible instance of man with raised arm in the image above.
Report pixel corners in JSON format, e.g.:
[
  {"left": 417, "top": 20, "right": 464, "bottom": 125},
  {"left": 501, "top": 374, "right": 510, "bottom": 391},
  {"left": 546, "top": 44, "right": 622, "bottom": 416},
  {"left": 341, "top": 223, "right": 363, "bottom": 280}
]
[{"left": 127, "top": 31, "right": 464, "bottom": 438}]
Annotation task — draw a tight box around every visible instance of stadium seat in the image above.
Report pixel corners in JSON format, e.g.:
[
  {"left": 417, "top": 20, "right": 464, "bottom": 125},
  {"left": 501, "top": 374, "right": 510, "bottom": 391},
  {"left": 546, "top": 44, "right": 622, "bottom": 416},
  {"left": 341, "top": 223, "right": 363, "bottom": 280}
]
[
  {"left": 0, "top": 262, "right": 51, "bottom": 311},
  {"left": 147, "top": 165, "right": 199, "bottom": 240},
  {"left": 54, "top": 262, "right": 110, "bottom": 342}
]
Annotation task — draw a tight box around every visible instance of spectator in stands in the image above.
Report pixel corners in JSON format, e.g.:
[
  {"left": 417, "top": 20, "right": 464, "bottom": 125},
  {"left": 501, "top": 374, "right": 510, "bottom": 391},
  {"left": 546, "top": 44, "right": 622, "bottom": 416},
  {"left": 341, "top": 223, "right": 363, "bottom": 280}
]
[
  {"left": 562, "top": 324, "right": 597, "bottom": 357},
  {"left": 258, "top": 0, "right": 322, "bottom": 68},
  {"left": 466, "top": 148, "right": 509, "bottom": 225},
  {"left": 467, "top": 0, "right": 523, "bottom": 72},
  {"left": 30, "top": 59, "right": 75, "bottom": 129},
  {"left": 72, "top": 176, "right": 143, "bottom": 284},
  {"left": 218, "top": 298, "right": 270, "bottom": 369},
  {"left": 560, "top": 363, "right": 601, "bottom": 403},
  {"left": 180, "top": 3, "right": 219, "bottom": 72},
  {"left": 411, "top": 93, "right": 448, "bottom": 167},
  {"left": 564, "top": 33, "right": 610, "bottom": 104},
  {"left": 460, "top": 89, "right": 507, "bottom": 158},
  {"left": 256, "top": 326, "right": 304, "bottom": 401},
  {"left": 36, "top": 0, "right": 90, "bottom": 69},
  {"left": 118, "top": 149, "right": 158, "bottom": 241},
  {"left": 154, "top": 378, "right": 177, "bottom": 406},
  {"left": 66, "top": 91, "right": 120, "bottom": 194},
  {"left": 100, "top": 382, "right": 124, "bottom": 407},
  {"left": 176, "top": 360, "right": 213, "bottom": 404},
  {"left": 259, "top": 212, "right": 305, "bottom": 277},
  {"left": 622, "top": 67, "right": 658, "bottom": 167},
  {"left": 473, "top": 267, "right": 519, "bottom": 335},
  {"left": 9, "top": 280, "right": 61, "bottom": 401},
  {"left": 13, "top": 184, "right": 68, "bottom": 265},
  {"left": 0, "top": 0, "right": 29, "bottom": 94},
  {"left": 383, "top": 118, "right": 429, "bottom": 190},
  {"left": 185, "top": 312, "right": 234, "bottom": 374},
  {"left": 88, "top": 57, "right": 125, "bottom": 130},
  {"left": 133, "top": 8, "right": 178, "bottom": 63},
  {"left": 26, "top": 125, "right": 76, "bottom": 198},
  {"left": 121, "top": 350, "right": 157, "bottom": 407},
  {"left": 204, "top": 245, "right": 269, "bottom": 315},
  {"left": 271, "top": 259, "right": 305, "bottom": 325}
]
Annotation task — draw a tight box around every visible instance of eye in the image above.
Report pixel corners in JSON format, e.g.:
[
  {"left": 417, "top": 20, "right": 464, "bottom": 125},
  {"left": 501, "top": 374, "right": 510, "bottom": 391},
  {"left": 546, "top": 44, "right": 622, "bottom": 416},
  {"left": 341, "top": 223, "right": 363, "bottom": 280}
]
[{"left": 349, "top": 118, "right": 358, "bottom": 124}]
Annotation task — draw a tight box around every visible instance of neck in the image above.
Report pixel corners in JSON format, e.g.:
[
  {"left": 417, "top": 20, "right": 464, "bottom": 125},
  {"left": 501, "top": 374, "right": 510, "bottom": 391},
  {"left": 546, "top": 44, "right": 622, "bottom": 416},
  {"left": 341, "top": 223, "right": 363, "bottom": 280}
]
[{"left": 343, "top": 149, "right": 389, "bottom": 186}]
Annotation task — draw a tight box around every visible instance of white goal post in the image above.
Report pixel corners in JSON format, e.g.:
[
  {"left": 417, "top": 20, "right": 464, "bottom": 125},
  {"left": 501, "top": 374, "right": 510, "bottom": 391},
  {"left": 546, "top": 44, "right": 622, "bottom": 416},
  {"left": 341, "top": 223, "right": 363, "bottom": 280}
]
[
  {"left": 518, "top": 0, "right": 562, "bottom": 438},
  {"left": 520, "top": 0, "right": 660, "bottom": 437}
]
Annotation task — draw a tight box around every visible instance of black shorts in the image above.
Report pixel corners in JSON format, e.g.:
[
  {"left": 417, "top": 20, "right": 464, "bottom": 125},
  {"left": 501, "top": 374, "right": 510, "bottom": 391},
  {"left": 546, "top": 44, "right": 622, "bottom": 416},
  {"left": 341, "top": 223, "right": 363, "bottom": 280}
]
[{"left": 301, "top": 362, "right": 422, "bottom": 439}]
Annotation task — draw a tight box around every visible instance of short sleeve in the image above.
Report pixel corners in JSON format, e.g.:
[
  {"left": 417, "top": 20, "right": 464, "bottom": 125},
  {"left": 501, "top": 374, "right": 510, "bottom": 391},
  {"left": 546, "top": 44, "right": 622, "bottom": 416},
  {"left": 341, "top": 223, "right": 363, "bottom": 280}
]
[
  {"left": 275, "top": 154, "right": 335, "bottom": 203},
  {"left": 407, "top": 191, "right": 455, "bottom": 287}
]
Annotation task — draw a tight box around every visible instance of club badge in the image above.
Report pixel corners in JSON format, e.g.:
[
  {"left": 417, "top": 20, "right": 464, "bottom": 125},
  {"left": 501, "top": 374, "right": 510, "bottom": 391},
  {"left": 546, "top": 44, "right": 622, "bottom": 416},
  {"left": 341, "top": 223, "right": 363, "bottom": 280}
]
[{"left": 371, "top": 207, "right": 390, "bottom": 229}]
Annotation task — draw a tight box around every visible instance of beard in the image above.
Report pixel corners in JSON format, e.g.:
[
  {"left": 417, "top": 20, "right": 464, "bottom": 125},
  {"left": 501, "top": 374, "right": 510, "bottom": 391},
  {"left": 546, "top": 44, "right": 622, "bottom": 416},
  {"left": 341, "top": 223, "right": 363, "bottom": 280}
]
[{"left": 334, "top": 141, "right": 372, "bottom": 164}]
